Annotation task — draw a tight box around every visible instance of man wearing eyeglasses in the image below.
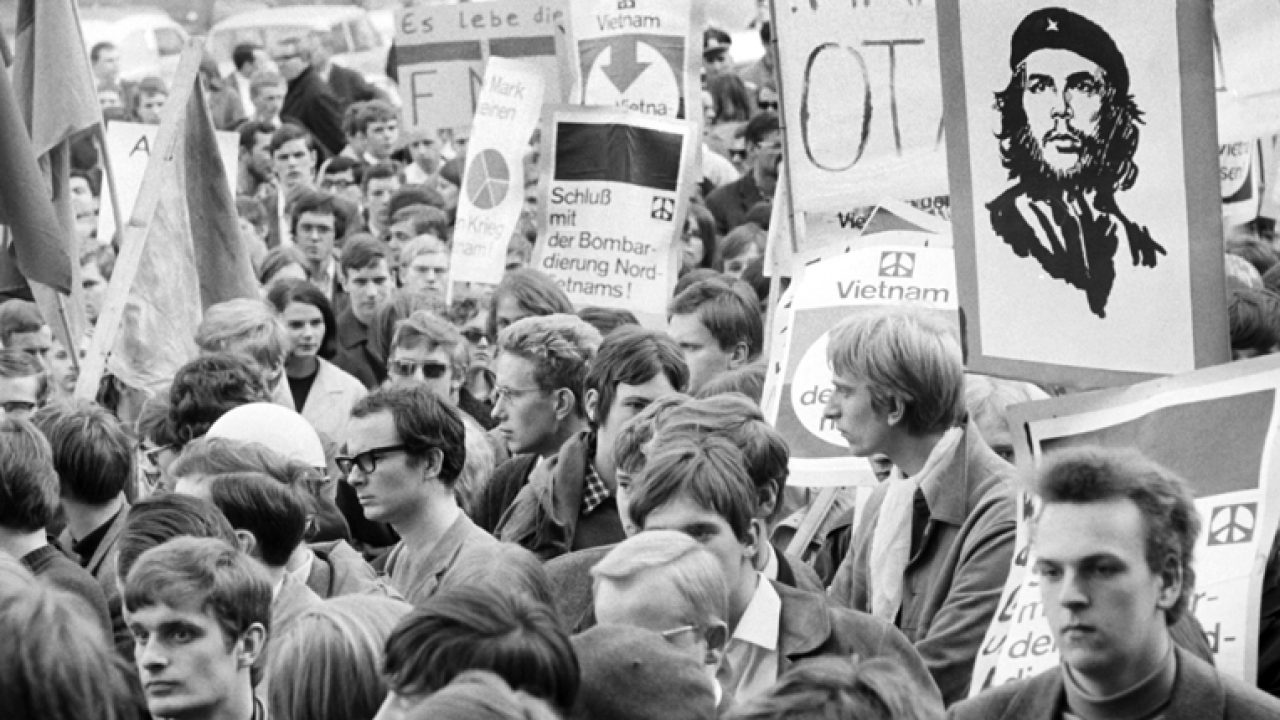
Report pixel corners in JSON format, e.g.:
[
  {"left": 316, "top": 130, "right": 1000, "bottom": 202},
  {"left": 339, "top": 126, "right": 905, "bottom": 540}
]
[
  {"left": 704, "top": 111, "right": 782, "bottom": 236},
  {"left": 0, "top": 349, "right": 46, "bottom": 423},
  {"left": 341, "top": 382, "right": 510, "bottom": 604}
]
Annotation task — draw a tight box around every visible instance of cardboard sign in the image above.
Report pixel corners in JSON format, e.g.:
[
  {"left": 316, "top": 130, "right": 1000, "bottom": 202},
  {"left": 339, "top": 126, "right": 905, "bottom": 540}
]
[
  {"left": 97, "top": 122, "right": 237, "bottom": 243},
  {"left": 970, "top": 354, "right": 1280, "bottom": 694},
  {"left": 772, "top": 0, "right": 945, "bottom": 215},
  {"left": 760, "top": 240, "right": 957, "bottom": 488},
  {"left": 395, "top": 0, "right": 567, "bottom": 138},
  {"left": 449, "top": 58, "right": 546, "bottom": 288},
  {"left": 533, "top": 106, "right": 695, "bottom": 328},
  {"left": 566, "top": 0, "right": 700, "bottom": 120},
  {"left": 937, "top": 0, "right": 1228, "bottom": 389}
]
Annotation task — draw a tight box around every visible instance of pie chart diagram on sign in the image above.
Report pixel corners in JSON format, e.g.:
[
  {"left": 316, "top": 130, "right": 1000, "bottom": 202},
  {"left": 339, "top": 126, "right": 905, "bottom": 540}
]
[{"left": 465, "top": 149, "right": 510, "bottom": 210}]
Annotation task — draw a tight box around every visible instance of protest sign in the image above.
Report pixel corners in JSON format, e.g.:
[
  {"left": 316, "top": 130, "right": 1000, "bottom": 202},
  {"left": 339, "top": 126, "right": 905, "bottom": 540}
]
[
  {"left": 771, "top": 0, "right": 944, "bottom": 216},
  {"left": 449, "top": 58, "right": 546, "bottom": 289},
  {"left": 565, "top": 0, "right": 700, "bottom": 120},
  {"left": 96, "top": 122, "right": 237, "bottom": 244},
  {"left": 938, "top": 0, "right": 1228, "bottom": 389},
  {"left": 395, "top": 0, "right": 567, "bottom": 139},
  {"left": 969, "top": 354, "right": 1280, "bottom": 694},
  {"left": 533, "top": 106, "right": 694, "bottom": 328},
  {"left": 760, "top": 240, "right": 956, "bottom": 488}
]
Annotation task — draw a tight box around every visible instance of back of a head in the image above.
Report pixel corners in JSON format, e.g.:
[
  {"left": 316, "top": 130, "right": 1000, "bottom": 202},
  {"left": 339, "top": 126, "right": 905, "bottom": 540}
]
[
  {"left": 724, "top": 656, "right": 943, "bottom": 720},
  {"left": 195, "top": 298, "right": 289, "bottom": 372},
  {"left": 488, "top": 268, "right": 575, "bottom": 339},
  {"left": 576, "top": 306, "right": 639, "bottom": 338},
  {"left": 269, "top": 595, "right": 413, "bottom": 720},
  {"left": 591, "top": 529, "right": 729, "bottom": 628},
  {"left": 0, "top": 417, "right": 58, "bottom": 533},
  {"left": 32, "top": 399, "right": 135, "bottom": 505},
  {"left": 667, "top": 278, "right": 763, "bottom": 359},
  {"left": 0, "top": 298, "right": 43, "bottom": 345},
  {"left": 0, "top": 348, "right": 47, "bottom": 401},
  {"left": 437, "top": 541, "right": 555, "bottom": 609},
  {"left": 404, "top": 671, "right": 561, "bottom": 720},
  {"left": 612, "top": 393, "right": 692, "bottom": 475},
  {"left": 117, "top": 494, "right": 239, "bottom": 581},
  {"left": 694, "top": 363, "right": 766, "bottom": 403},
  {"left": 1228, "top": 288, "right": 1280, "bottom": 358},
  {"left": 168, "top": 352, "right": 271, "bottom": 447},
  {"left": 383, "top": 584, "right": 579, "bottom": 713},
  {"left": 206, "top": 472, "right": 309, "bottom": 568},
  {"left": 0, "top": 581, "right": 146, "bottom": 720},
  {"left": 570, "top": 624, "right": 717, "bottom": 720},
  {"left": 627, "top": 433, "right": 756, "bottom": 539}
]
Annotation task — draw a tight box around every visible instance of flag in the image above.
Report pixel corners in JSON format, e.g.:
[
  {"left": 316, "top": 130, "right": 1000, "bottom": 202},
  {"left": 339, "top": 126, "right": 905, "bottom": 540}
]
[{"left": 106, "top": 69, "right": 258, "bottom": 391}]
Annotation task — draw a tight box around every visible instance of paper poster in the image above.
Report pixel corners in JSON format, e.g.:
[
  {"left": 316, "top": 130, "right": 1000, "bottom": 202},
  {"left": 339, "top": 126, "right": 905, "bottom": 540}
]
[
  {"left": 970, "top": 354, "right": 1280, "bottom": 694},
  {"left": 97, "top": 122, "right": 237, "bottom": 243},
  {"left": 533, "top": 106, "right": 695, "bottom": 327},
  {"left": 449, "top": 58, "right": 546, "bottom": 288},
  {"left": 771, "top": 0, "right": 944, "bottom": 215},
  {"left": 395, "top": 0, "right": 567, "bottom": 138},
  {"left": 760, "top": 240, "right": 957, "bottom": 488},
  {"left": 938, "top": 0, "right": 1228, "bottom": 389},
  {"left": 566, "top": 0, "right": 700, "bottom": 120}
]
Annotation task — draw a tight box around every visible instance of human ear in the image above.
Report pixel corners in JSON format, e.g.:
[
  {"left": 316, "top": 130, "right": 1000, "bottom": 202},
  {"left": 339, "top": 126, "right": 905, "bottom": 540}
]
[
  {"left": 236, "top": 622, "right": 268, "bottom": 667},
  {"left": 704, "top": 621, "right": 729, "bottom": 662},
  {"left": 1157, "top": 554, "right": 1183, "bottom": 610},
  {"left": 554, "top": 388, "right": 577, "bottom": 421},
  {"left": 885, "top": 396, "right": 907, "bottom": 427},
  {"left": 755, "top": 479, "right": 780, "bottom": 520},
  {"left": 729, "top": 341, "right": 751, "bottom": 368},
  {"left": 233, "top": 530, "right": 258, "bottom": 558},
  {"left": 584, "top": 388, "right": 600, "bottom": 424}
]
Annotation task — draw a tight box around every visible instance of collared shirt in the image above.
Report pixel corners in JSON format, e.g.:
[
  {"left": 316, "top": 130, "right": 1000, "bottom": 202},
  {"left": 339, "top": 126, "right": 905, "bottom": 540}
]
[
  {"left": 761, "top": 540, "right": 779, "bottom": 581},
  {"left": 287, "top": 548, "right": 315, "bottom": 588},
  {"left": 720, "top": 574, "right": 782, "bottom": 703},
  {"left": 315, "top": 256, "right": 338, "bottom": 302},
  {"left": 580, "top": 458, "right": 610, "bottom": 515}
]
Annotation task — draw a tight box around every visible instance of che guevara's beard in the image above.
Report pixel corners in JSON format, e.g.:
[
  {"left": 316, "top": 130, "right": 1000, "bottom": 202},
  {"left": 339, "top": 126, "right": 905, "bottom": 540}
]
[{"left": 1011, "top": 120, "right": 1110, "bottom": 195}]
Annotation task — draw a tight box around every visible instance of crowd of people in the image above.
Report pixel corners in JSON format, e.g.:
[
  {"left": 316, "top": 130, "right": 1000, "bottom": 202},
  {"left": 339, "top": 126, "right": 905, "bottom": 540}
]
[{"left": 5, "top": 13, "right": 1280, "bottom": 720}]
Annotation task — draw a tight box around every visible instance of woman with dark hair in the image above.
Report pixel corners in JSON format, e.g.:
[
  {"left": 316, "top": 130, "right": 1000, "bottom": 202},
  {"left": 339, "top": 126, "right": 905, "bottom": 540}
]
[
  {"left": 258, "top": 245, "right": 311, "bottom": 288},
  {"left": 707, "top": 73, "right": 754, "bottom": 125},
  {"left": 486, "top": 268, "right": 574, "bottom": 340},
  {"left": 266, "top": 279, "right": 367, "bottom": 445},
  {"left": 682, "top": 202, "right": 719, "bottom": 271}
]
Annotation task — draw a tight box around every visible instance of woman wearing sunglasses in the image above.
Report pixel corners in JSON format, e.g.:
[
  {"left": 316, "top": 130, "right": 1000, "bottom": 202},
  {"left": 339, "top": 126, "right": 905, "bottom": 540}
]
[{"left": 266, "top": 279, "right": 367, "bottom": 447}]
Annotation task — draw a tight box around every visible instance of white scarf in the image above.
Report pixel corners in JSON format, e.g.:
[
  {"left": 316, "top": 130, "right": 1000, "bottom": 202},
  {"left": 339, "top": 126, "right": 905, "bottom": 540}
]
[{"left": 868, "top": 427, "right": 964, "bottom": 622}]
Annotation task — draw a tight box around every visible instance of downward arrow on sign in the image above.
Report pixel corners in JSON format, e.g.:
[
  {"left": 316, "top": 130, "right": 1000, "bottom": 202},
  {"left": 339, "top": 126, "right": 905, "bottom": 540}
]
[{"left": 602, "top": 36, "right": 650, "bottom": 93}]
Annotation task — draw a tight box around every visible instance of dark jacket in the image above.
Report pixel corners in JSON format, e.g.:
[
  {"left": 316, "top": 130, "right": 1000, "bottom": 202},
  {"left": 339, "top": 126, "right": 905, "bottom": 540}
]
[
  {"left": 324, "top": 63, "right": 382, "bottom": 107},
  {"left": 704, "top": 171, "right": 764, "bottom": 235},
  {"left": 775, "top": 581, "right": 943, "bottom": 707},
  {"left": 60, "top": 505, "right": 131, "bottom": 658},
  {"left": 332, "top": 307, "right": 384, "bottom": 389},
  {"left": 472, "top": 453, "right": 539, "bottom": 533},
  {"left": 494, "top": 431, "right": 626, "bottom": 561},
  {"left": 282, "top": 66, "right": 347, "bottom": 157},
  {"left": 949, "top": 645, "right": 1280, "bottom": 720},
  {"left": 829, "top": 422, "right": 1017, "bottom": 705},
  {"left": 22, "top": 544, "right": 112, "bottom": 637}
]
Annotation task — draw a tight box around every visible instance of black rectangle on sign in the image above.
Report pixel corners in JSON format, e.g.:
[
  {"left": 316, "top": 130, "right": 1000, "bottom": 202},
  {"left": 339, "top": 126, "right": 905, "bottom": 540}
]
[
  {"left": 397, "top": 40, "right": 484, "bottom": 64},
  {"left": 554, "top": 123, "right": 681, "bottom": 191},
  {"left": 489, "top": 36, "right": 556, "bottom": 58}
]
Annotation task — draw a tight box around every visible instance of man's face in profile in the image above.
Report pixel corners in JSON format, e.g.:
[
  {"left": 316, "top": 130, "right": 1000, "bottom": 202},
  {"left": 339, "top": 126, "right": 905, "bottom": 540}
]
[{"left": 1022, "top": 48, "right": 1106, "bottom": 178}]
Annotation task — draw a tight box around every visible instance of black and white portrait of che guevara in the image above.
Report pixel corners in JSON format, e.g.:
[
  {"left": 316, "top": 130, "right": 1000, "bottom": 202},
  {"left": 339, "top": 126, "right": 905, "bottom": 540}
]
[{"left": 988, "top": 7, "right": 1164, "bottom": 318}]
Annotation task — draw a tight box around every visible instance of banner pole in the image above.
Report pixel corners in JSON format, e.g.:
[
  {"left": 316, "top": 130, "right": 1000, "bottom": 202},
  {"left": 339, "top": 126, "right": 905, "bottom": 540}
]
[{"left": 763, "top": 0, "right": 797, "bottom": 346}]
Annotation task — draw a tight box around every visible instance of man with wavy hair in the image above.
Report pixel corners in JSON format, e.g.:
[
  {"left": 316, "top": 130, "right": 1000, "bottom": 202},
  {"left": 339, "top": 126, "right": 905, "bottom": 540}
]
[{"left": 988, "top": 7, "right": 1163, "bottom": 318}]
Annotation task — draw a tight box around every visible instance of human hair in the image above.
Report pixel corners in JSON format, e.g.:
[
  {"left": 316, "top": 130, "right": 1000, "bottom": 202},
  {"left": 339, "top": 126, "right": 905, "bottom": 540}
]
[
  {"left": 717, "top": 223, "right": 766, "bottom": 270},
  {"left": 133, "top": 76, "right": 168, "bottom": 106},
  {"left": 168, "top": 353, "right": 270, "bottom": 447},
  {"left": 236, "top": 195, "right": 267, "bottom": 234},
  {"left": 267, "top": 278, "right": 338, "bottom": 359},
  {"left": 117, "top": 494, "right": 240, "bottom": 581},
  {"left": 0, "top": 417, "right": 59, "bottom": 532},
  {"left": 362, "top": 162, "right": 399, "bottom": 194},
  {"left": 389, "top": 185, "right": 447, "bottom": 215},
  {"left": 202, "top": 472, "right": 306, "bottom": 567},
  {"left": 496, "top": 314, "right": 602, "bottom": 417},
  {"left": 290, "top": 189, "right": 347, "bottom": 239},
  {"left": 686, "top": 202, "right": 719, "bottom": 269},
  {"left": 0, "top": 581, "right": 146, "bottom": 720},
  {"left": 90, "top": 41, "right": 117, "bottom": 63},
  {"left": 1260, "top": 259, "right": 1280, "bottom": 297},
  {"left": 1225, "top": 235, "right": 1279, "bottom": 276},
  {"left": 725, "top": 656, "right": 943, "bottom": 720},
  {"left": 269, "top": 122, "right": 315, "bottom": 155},
  {"left": 124, "top": 536, "right": 273, "bottom": 649},
  {"left": 708, "top": 72, "right": 753, "bottom": 123},
  {"left": 1228, "top": 288, "right": 1280, "bottom": 358},
  {"left": 1227, "top": 253, "right": 1264, "bottom": 294},
  {"left": 0, "top": 348, "right": 49, "bottom": 403},
  {"left": 611, "top": 394, "right": 691, "bottom": 475},
  {"left": 383, "top": 585, "right": 580, "bottom": 713},
  {"left": 232, "top": 42, "right": 260, "bottom": 70},
  {"left": 0, "top": 298, "right": 43, "bottom": 344},
  {"left": 169, "top": 436, "right": 325, "bottom": 507},
  {"left": 392, "top": 310, "right": 467, "bottom": 380},
  {"left": 258, "top": 246, "right": 309, "bottom": 289},
  {"left": 826, "top": 308, "right": 965, "bottom": 436},
  {"left": 627, "top": 433, "right": 756, "bottom": 540},
  {"left": 1032, "top": 446, "right": 1202, "bottom": 624},
  {"left": 391, "top": 205, "right": 450, "bottom": 240},
  {"left": 352, "top": 100, "right": 397, "bottom": 136},
  {"left": 448, "top": 296, "right": 485, "bottom": 326},
  {"left": 195, "top": 298, "right": 290, "bottom": 371},
  {"left": 135, "top": 394, "right": 180, "bottom": 448},
  {"left": 268, "top": 595, "right": 412, "bottom": 720},
  {"left": 575, "top": 306, "right": 638, "bottom": 338},
  {"left": 399, "top": 235, "right": 449, "bottom": 269},
  {"left": 668, "top": 278, "right": 763, "bottom": 358},
  {"left": 455, "top": 418, "right": 498, "bottom": 519},
  {"left": 487, "top": 269, "right": 574, "bottom": 340},
  {"left": 322, "top": 155, "right": 362, "bottom": 182},
  {"left": 237, "top": 120, "right": 274, "bottom": 155},
  {"left": 657, "top": 394, "right": 789, "bottom": 521},
  {"left": 673, "top": 267, "right": 722, "bottom": 297},
  {"left": 30, "top": 399, "right": 134, "bottom": 505},
  {"left": 584, "top": 325, "right": 688, "bottom": 426},
  {"left": 368, "top": 292, "right": 449, "bottom": 369},
  {"left": 592, "top": 530, "right": 728, "bottom": 628},
  {"left": 696, "top": 362, "right": 766, "bottom": 403},
  {"left": 404, "top": 671, "right": 561, "bottom": 720},
  {"left": 742, "top": 110, "right": 780, "bottom": 146},
  {"left": 350, "top": 381, "right": 466, "bottom": 485},
  {"left": 437, "top": 541, "right": 555, "bottom": 610},
  {"left": 249, "top": 71, "right": 285, "bottom": 99},
  {"left": 340, "top": 235, "right": 389, "bottom": 275},
  {"left": 964, "top": 374, "right": 1050, "bottom": 458},
  {"left": 994, "top": 62, "right": 1143, "bottom": 193}
]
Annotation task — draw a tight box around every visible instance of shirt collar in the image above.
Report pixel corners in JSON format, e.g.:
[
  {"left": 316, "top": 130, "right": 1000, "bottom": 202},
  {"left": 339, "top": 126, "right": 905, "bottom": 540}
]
[
  {"left": 732, "top": 574, "right": 781, "bottom": 651},
  {"left": 760, "top": 541, "right": 779, "bottom": 581}
]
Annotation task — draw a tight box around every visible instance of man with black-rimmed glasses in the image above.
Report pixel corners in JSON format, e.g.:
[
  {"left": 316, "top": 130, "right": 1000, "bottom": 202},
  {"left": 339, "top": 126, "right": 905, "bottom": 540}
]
[{"left": 341, "top": 381, "right": 517, "bottom": 605}]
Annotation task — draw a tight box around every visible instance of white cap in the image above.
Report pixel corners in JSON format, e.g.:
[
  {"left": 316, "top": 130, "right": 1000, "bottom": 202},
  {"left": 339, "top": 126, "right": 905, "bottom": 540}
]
[{"left": 206, "top": 403, "right": 327, "bottom": 469}]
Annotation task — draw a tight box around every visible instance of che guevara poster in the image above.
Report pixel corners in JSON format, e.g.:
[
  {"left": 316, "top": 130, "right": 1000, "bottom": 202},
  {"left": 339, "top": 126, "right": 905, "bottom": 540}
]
[{"left": 937, "top": 0, "right": 1228, "bottom": 388}]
